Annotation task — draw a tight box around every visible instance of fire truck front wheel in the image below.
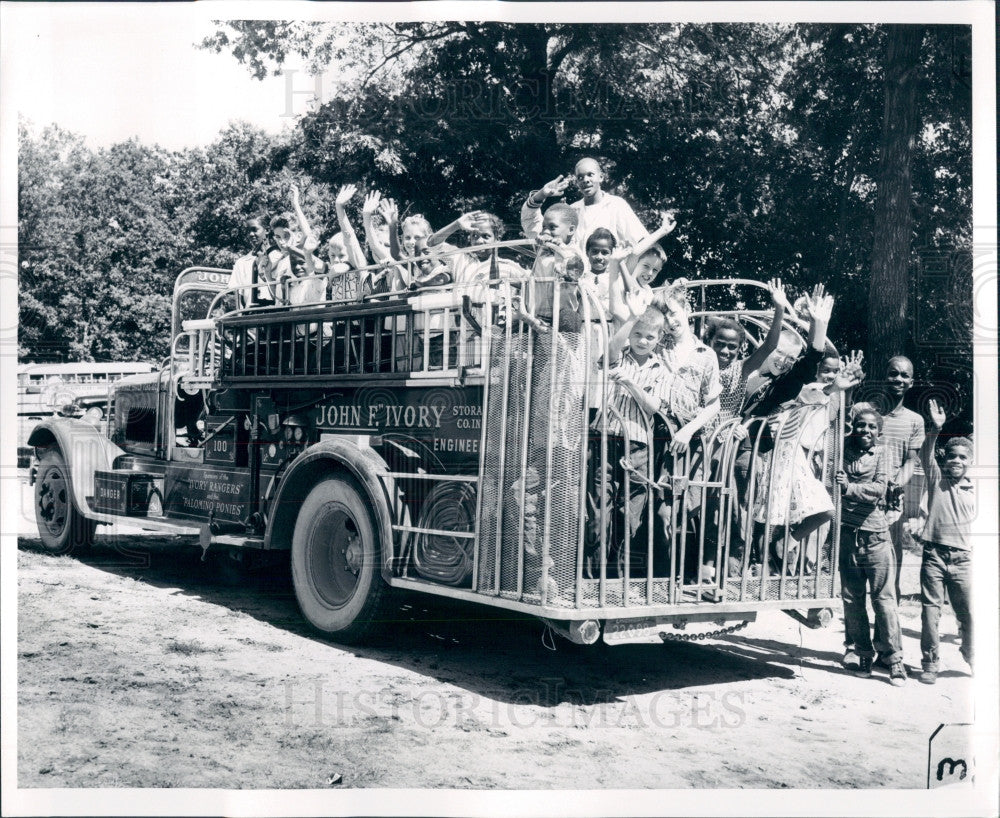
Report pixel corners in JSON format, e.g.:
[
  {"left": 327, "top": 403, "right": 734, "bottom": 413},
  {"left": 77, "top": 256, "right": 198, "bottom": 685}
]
[
  {"left": 34, "top": 448, "right": 96, "bottom": 554},
  {"left": 291, "top": 474, "right": 391, "bottom": 643}
]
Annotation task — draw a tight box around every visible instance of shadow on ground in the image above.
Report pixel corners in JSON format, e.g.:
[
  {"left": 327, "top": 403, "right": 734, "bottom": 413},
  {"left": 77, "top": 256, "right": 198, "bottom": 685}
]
[{"left": 20, "top": 535, "right": 808, "bottom": 706}]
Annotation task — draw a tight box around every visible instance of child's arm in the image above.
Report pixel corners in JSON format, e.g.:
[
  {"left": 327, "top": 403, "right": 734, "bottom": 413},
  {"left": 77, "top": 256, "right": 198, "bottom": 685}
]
[
  {"left": 615, "top": 247, "right": 643, "bottom": 296},
  {"left": 521, "top": 175, "right": 571, "bottom": 239},
  {"left": 919, "top": 399, "right": 945, "bottom": 483},
  {"left": 301, "top": 235, "right": 320, "bottom": 276},
  {"left": 803, "top": 285, "right": 832, "bottom": 352},
  {"left": 535, "top": 234, "right": 579, "bottom": 262},
  {"left": 613, "top": 211, "right": 676, "bottom": 299},
  {"left": 824, "top": 350, "right": 865, "bottom": 395},
  {"left": 835, "top": 448, "right": 888, "bottom": 503},
  {"left": 333, "top": 184, "right": 367, "bottom": 270},
  {"left": 290, "top": 184, "right": 316, "bottom": 242},
  {"left": 742, "top": 278, "right": 791, "bottom": 375},
  {"left": 625, "top": 210, "right": 676, "bottom": 261},
  {"left": 607, "top": 317, "right": 636, "bottom": 362},
  {"left": 611, "top": 371, "right": 661, "bottom": 417},
  {"left": 895, "top": 413, "right": 925, "bottom": 491},
  {"left": 361, "top": 191, "right": 390, "bottom": 262},
  {"left": 376, "top": 198, "right": 402, "bottom": 262},
  {"left": 670, "top": 398, "right": 721, "bottom": 454},
  {"left": 427, "top": 211, "right": 488, "bottom": 248}
]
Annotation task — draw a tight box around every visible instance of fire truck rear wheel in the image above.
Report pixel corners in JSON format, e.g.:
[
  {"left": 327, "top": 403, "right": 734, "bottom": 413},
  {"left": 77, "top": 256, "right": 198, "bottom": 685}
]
[
  {"left": 291, "top": 474, "right": 391, "bottom": 643},
  {"left": 34, "top": 448, "right": 96, "bottom": 554}
]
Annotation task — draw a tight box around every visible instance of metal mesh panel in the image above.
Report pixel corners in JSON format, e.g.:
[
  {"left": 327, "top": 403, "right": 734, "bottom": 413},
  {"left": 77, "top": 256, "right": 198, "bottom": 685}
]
[
  {"left": 478, "top": 326, "right": 586, "bottom": 605},
  {"left": 478, "top": 328, "right": 525, "bottom": 592},
  {"left": 525, "top": 330, "right": 586, "bottom": 604}
]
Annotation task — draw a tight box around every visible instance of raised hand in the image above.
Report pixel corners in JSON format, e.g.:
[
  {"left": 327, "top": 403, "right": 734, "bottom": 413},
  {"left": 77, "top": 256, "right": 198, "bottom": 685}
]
[
  {"left": 624, "top": 290, "right": 647, "bottom": 318},
  {"left": 290, "top": 183, "right": 301, "bottom": 208},
  {"left": 539, "top": 175, "right": 571, "bottom": 200},
  {"left": 841, "top": 349, "right": 864, "bottom": 378},
  {"left": 378, "top": 197, "right": 399, "bottom": 225},
  {"left": 834, "top": 351, "right": 865, "bottom": 391},
  {"left": 335, "top": 184, "right": 357, "bottom": 207},
  {"left": 659, "top": 210, "right": 677, "bottom": 235},
  {"left": 457, "top": 210, "right": 487, "bottom": 231},
  {"left": 303, "top": 233, "right": 320, "bottom": 253},
  {"left": 362, "top": 190, "right": 382, "bottom": 216},
  {"left": 767, "top": 277, "right": 793, "bottom": 311},
  {"left": 805, "top": 291, "right": 834, "bottom": 323},
  {"left": 927, "top": 398, "right": 946, "bottom": 430}
]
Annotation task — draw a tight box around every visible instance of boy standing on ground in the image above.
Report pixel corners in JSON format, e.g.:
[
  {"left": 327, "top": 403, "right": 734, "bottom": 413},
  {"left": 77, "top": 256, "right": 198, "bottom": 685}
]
[
  {"left": 916, "top": 399, "right": 974, "bottom": 684},
  {"left": 836, "top": 408, "right": 907, "bottom": 686},
  {"left": 867, "top": 356, "right": 924, "bottom": 670}
]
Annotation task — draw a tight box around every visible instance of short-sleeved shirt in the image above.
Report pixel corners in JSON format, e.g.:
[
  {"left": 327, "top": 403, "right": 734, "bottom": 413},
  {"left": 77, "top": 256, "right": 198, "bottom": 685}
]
[
  {"left": 659, "top": 338, "right": 722, "bottom": 431},
  {"left": 880, "top": 404, "right": 925, "bottom": 481},
  {"left": 606, "top": 347, "right": 673, "bottom": 444},
  {"left": 921, "top": 444, "right": 974, "bottom": 550},
  {"left": 451, "top": 253, "right": 528, "bottom": 288},
  {"left": 521, "top": 193, "right": 649, "bottom": 255},
  {"left": 840, "top": 443, "right": 889, "bottom": 532},
  {"left": 228, "top": 245, "right": 278, "bottom": 306}
]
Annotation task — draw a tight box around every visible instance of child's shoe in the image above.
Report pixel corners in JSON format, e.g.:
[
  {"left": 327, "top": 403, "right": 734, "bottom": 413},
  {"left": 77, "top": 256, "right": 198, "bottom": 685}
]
[
  {"left": 919, "top": 667, "right": 938, "bottom": 685},
  {"left": 889, "top": 661, "right": 908, "bottom": 686},
  {"left": 855, "top": 656, "right": 873, "bottom": 678},
  {"left": 841, "top": 650, "right": 860, "bottom": 670}
]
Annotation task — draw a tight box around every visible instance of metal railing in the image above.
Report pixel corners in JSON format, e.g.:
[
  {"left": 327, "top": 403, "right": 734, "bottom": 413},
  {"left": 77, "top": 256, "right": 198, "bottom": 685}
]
[{"left": 174, "top": 249, "right": 842, "bottom": 613}]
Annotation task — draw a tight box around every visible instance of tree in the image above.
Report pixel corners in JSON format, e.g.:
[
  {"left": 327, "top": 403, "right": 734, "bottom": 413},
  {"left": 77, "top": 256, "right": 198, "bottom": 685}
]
[
  {"left": 867, "top": 25, "right": 924, "bottom": 368},
  {"left": 19, "top": 22, "right": 972, "bottom": 433},
  {"left": 19, "top": 122, "right": 196, "bottom": 361}
]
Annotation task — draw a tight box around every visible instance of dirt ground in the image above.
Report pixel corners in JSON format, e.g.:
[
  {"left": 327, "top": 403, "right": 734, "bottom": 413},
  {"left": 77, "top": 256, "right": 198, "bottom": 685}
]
[{"left": 13, "top": 474, "right": 979, "bottom": 793}]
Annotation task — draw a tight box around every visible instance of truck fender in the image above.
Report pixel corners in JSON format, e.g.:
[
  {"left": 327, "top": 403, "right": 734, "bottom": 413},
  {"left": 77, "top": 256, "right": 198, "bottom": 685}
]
[
  {"left": 27, "top": 420, "right": 127, "bottom": 521},
  {"left": 265, "top": 440, "right": 405, "bottom": 582}
]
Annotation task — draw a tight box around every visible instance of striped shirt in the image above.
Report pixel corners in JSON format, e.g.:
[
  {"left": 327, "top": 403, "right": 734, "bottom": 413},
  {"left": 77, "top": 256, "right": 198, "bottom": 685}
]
[
  {"left": 880, "top": 404, "right": 924, "bottom": 481},
  {"left": 606, "top": 348, "right": 673, "bottom": 445}
]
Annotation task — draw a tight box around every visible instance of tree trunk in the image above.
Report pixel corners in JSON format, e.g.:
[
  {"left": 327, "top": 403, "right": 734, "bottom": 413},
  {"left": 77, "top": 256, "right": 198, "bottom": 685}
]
[{"left": 867, "top": 25, "right": 923, "bottom": 367}]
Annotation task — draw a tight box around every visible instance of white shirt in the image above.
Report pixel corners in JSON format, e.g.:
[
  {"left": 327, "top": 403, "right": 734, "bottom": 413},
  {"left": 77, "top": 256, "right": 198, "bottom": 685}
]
[
  {"left": 228, "top": 253, "right": 274, "bottom": 307},
  {"left": 521, "top": 192, "right": 649, "bottom": 254}
]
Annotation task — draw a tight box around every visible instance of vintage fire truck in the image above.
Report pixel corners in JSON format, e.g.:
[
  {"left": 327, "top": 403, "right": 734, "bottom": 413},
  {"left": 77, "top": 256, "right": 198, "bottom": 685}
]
[{"left": 30, "top": 243, "right": 843, "bottom": 646}]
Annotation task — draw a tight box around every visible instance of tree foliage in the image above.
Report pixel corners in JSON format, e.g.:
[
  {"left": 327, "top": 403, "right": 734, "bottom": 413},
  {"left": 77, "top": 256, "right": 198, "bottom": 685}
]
[{"left": 20, "top": 22, "right": 973, "bottom": 425}]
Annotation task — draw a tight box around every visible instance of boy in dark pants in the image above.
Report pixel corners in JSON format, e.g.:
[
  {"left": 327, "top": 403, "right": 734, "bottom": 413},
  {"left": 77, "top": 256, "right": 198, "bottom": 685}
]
[
  {"left": 917, "top": 399, "right": 974, "bottom": 684},
  {"left": 871, "top": 355, "right": 924, "bottom": 669},
  {"left": 836, "top": 408, "right": 906, "bottom": 685}
]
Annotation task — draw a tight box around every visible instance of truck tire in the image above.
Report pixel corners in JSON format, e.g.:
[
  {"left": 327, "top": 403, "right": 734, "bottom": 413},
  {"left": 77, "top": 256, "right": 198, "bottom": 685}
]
[
  {"left": 34, "top": 448, "right": 96, "bottom": 554},
  {"left": 290, "top": 474, "right": 393, "bottom": 643}
]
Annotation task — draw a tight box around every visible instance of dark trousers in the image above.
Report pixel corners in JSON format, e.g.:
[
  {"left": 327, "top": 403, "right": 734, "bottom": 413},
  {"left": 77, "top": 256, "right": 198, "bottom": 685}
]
[
  {"left": 839, "top": 526, "right": 903, "bottom": 663},
  {"left": 587, "top": 437, "right": 649, "bottom": 577},
  {"left": 920, "top": 543, "right": 972, "bottom": 670},
  {"left": 872, "top": 514, "right": 908, "bottom": 653}
]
